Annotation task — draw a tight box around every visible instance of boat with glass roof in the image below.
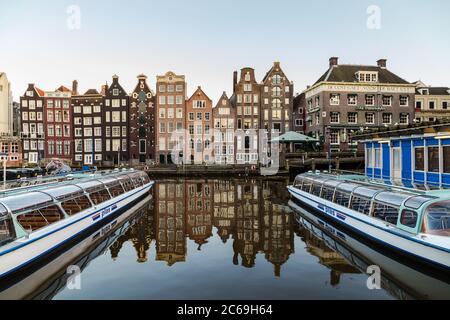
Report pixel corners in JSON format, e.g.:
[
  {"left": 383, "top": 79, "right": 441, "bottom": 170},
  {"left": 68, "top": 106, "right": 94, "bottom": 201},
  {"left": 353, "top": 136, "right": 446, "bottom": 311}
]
[
  {"left": 287, "top": 173, "right": 450, "bottom": 272},
  {"left": 0, "top": 170, "right": 154, "bottom": 280}
]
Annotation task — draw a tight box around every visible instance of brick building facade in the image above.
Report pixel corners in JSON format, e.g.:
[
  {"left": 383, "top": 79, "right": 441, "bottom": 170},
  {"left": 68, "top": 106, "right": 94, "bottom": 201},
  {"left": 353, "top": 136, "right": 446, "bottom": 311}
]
[
  {"left": 304, "top": 57, "right": 416, "bottom": 152},
  {"left": 185, "top": 86, "right": 213, "bottom": 164},
  {"left": 102, "top": 75, "right": 129, "bottom": 166},
  {"left": 156, "top": 71, "right": 186, "bottom": 165},
  {"left": 129, "top": 74, "right": 156, "bottom": 165}
]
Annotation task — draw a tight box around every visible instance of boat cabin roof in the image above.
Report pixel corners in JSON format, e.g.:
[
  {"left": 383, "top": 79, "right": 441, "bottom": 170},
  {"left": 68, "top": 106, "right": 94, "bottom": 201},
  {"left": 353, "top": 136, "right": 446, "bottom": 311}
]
[
  {"left": 44, "top": 185, "right": 84, "bottom": 200},
  {"left": 1, "top": 192, "right": 54, "bottom": 213},
  {"left": 353, "top": 186, "right": 384, "bottom": 199},
  {"left": 374, "top": 191, "right": 415, "bottom": 207},
  {"left": 0, "top": 171, "right": 148, "bottom": 214}
]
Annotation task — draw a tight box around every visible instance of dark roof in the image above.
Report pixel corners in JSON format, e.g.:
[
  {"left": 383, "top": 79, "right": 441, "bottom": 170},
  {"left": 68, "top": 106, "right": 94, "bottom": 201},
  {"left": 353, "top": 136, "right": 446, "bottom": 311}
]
[
  {"left": 84, "top": 89, "right": 100, "bottom": 95},
  {"left": 416, "top": 87, "right": 450, "bottom": 95},
  {"left": 313, "top": 65, "right": 409, "bottom": 85}
]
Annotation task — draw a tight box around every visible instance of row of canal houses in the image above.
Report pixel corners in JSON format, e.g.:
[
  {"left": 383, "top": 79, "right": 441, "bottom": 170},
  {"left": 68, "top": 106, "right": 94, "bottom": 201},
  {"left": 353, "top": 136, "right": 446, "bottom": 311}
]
[{"left": 19, "top": 62, "right": 294, "bottom": 167}]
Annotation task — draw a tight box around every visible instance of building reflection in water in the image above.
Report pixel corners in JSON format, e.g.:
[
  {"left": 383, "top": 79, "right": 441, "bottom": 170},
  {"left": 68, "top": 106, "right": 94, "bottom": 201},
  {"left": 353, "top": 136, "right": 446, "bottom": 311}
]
[{"left": 109, "top": 179, "right": 358, "bottom": 281}]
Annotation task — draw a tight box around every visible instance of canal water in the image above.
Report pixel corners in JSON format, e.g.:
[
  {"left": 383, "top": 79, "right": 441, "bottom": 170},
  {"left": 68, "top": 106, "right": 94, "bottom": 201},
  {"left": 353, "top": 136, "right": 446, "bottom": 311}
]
[{"left": 2, "top": 178, "right": 448, "bottom": 300}]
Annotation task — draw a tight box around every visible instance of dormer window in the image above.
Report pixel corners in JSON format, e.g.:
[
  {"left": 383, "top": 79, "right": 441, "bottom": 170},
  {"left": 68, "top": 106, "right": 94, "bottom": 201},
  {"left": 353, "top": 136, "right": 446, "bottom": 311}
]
[{"left": 356, "top": 71, "right": 378, "bottom": 83}]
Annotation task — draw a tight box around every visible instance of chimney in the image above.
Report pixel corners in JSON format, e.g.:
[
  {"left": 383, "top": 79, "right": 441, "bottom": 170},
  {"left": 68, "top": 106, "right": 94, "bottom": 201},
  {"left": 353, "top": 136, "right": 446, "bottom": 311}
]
[
  {"left": 329, "top": 57, "right": 339, "bottom": 67},
  {"left": 377, "top": 59, "right": 387, "bottom": 68},
  {"left": 233, "top": 71, "right": 238, "bottom": 93},
  {"left": 72, "top": 80, "right": 78, "bottom": 95},
  {"left": 101, "top": 84, "right": 108, "bottom": 96}
]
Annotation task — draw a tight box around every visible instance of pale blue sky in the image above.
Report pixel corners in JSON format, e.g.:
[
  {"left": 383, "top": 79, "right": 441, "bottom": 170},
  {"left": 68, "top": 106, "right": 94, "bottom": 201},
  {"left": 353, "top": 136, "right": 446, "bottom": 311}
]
[{"left": 1, "top": 0, "right": 449, "bottom": 101}]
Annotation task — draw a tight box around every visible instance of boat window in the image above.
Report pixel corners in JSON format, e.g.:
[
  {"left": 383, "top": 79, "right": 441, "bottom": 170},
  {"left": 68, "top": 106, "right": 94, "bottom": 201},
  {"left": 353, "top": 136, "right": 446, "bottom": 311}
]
[
  {"left": 374, "top": 192, "right": 412, "bottom": 208},
  {"left": 311, "top": 183, "right": 322, "bottom": 197},
  {"left": 141, "top": 173, "right": 151, "bottom": 184},
  {"left": 428, "top": 147, "right": 440, "bottom": 173},
  {"left": 0, "top": 206, "right": 15, "bottom": 245},
  {"left": 87, "top": 187, "right": 111, "bottom": 205},
  {"left": 16, "top": 205, "right": 64, "bottom": 232},
  {"left": 399, "top": 210, "right": 418, "bottom": 229},
  {"left": 118, "top": 176, "right": 134, "bottom": 192},
  {"left": 423, "top": 201, "right": 450, "bottom": 236},
  {"left": 107, "top": 182, "right": 125, "bottom": 197},
  {"left": 350, "top": 196, "right": 372, "bottom": 215},
  {"left": 373, "top": 202, "right": 399, "bottom": 225},
  {"left": 131, "top": 175, "right": 144, "bottom": 187},
  {"left": 334, "top": 191, "right": 350, "bottom": 207},
  {"left": 404, "top": 196, "right": 436, "bottom": 210},
  {"left": 322, "top": 187, "right": 335, "bottom": 202},
  {"left": 301, "top": 180, "right": 312, "bottom": 193},
  {"left": 61, "top": 195, "right": 92, "bottom": 216},
  {"left": 415, "top": 147, "right": 425, "bottom": 171},
  {"left": 293, "top": 177, "right": 303, "bottom": 188}
]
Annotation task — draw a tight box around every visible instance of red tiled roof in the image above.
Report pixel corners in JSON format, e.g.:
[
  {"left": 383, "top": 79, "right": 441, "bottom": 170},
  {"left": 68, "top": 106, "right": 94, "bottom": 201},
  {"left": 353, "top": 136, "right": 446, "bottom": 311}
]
[
  {"left": 56, "top": 86, "right": 71, "bottom": 92},
  {"left": 35, "top": 87, "right": 45, "bottom": 97}
]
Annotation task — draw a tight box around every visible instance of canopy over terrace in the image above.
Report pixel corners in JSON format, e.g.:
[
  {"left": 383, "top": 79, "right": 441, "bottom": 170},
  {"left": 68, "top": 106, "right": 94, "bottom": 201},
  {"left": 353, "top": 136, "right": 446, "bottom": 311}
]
[
  {"left": 271, "top": 131, "right": 319, "bottom": 153},
  {"left": 271, "top": 131, "right": 319, "bottom": 143}
]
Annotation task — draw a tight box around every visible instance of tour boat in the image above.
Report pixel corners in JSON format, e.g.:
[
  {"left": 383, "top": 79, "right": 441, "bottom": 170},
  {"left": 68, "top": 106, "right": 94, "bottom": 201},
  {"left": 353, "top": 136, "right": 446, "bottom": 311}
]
[
  {"left": 289, "top": 200, "right": 450, "bottom": 299},
  {"left": 0, "top": 196, "right": 151, "bottom": 300},
  {"left": 0, "top": 170, "right": 154, "bottom": 281},
  {"left": 287, "top": 173, "right": 450, "bottom": 273}
]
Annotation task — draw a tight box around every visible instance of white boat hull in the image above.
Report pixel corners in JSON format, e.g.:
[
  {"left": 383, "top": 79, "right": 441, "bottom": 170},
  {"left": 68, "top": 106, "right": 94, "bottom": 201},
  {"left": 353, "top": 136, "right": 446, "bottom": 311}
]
[
  {"left": 287, "top": 186, "right": 450, "bottom": 272},
  {"left": 0, "top": 182, "right": 153, "bottom": 280}
]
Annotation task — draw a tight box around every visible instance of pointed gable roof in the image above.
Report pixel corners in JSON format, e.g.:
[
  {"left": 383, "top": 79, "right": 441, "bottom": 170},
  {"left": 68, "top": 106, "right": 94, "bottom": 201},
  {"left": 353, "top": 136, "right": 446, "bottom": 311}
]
[
  {"left": 262, "top": 61, "right": 290, "bottom": 84},
  {"left": 214, "top": 91, "right": 232, "bottom": 109},
  {"left": 187, "top": 86, "right": 212, "bottom": 102},
  {"left": 106, "top": 74, "right": 128, "bottom": 97},
  {"left": 132, "top": 74, "right": 153, "bottom": 95}
]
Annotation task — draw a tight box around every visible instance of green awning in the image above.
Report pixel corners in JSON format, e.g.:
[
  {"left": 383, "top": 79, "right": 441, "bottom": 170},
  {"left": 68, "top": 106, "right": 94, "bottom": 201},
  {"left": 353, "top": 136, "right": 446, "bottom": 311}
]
[{"left": 270, "top": 131, "right": 319, "bottom": 143}]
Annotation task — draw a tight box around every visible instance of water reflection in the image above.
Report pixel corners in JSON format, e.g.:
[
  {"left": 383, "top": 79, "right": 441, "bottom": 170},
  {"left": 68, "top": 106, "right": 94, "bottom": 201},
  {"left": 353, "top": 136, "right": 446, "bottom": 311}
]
[{"left": 111, "top": 179, "right": 296, "bottom": 277}]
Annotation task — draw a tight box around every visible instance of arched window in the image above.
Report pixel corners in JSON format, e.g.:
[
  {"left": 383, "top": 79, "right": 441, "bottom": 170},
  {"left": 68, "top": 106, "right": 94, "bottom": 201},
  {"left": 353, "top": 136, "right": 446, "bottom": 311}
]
[
  {"left": 272, "top": 87, "right": 282, "bottom": 97},
  {"left": 272, "top": 75, "right": 282, "bottom": 85},
  {"left": 272, "top": 99, "right": 282, "bottom": 108}
]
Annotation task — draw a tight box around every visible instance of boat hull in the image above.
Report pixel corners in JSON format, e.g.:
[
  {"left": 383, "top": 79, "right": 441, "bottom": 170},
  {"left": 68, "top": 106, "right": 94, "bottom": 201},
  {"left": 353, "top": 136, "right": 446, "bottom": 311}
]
[
  {"left": 287, "top": 186, "right": 450, "bottom": 277},
  {"left": 0, "top": 182, "right": 153, "bottom": 283}
]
